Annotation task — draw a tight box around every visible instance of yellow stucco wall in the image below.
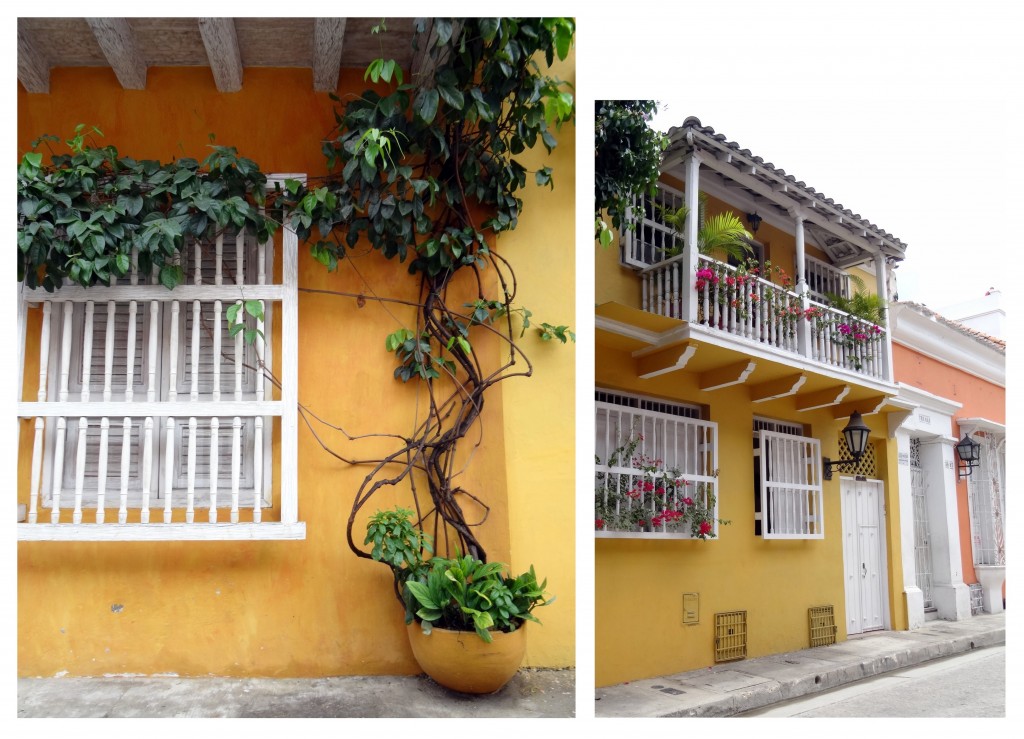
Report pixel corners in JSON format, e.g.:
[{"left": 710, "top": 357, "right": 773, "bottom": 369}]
[
  {"left": 594, "top": 344, "right": 905, "bottom": 686},
  {"left": 17, "top": 61, "right": 575, "bottom": 675},
  {"left": 500, "top": 51, "right": 576, "bottom": 668}
]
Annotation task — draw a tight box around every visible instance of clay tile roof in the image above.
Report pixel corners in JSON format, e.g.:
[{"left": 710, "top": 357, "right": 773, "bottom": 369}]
[
  {"left": 899, "top": 301, "right": 1006, "bottom": 353},
  {"left": 669, "top": 116, "right": 907, "bottom": 252}
]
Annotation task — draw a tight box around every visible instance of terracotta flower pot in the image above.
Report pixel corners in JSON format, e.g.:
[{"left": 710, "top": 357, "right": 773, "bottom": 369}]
[{"left": 406, "top": 621, "right": 527, "bottom": 694}]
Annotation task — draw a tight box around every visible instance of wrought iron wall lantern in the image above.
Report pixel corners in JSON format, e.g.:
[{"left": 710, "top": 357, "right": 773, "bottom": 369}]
[
  {"left": 823, "top": 412, "right": 871, "bottom": 480},
  {"left": 746, "top": 212, "right": 762, "bottom": 234},
  {"left": 955, "top": 433, "right": 981, "bottom": 480}
]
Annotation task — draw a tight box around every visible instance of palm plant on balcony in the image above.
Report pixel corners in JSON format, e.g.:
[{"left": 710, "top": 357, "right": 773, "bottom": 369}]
[
  {"left": 659, "top": 192, "right": 752, "bottom": 262},
  {"left": 823, "top": 288, "right": 887, "bottom": 327}
]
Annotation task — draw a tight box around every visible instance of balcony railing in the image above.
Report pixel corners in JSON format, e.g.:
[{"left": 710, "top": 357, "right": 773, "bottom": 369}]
[{"left": 640, "top": 254, "right": 889, "bottom": 380}]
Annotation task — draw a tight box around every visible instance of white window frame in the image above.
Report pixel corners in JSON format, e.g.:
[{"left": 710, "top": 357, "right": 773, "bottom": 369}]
[
  {"left": 803, "top": 253, "right": 851, "bottom": 304},
  {"left": 966, "top": 429, "right": 1005, "bottom": 567},
  {"left": 621, "top": 181, "right": 684, "bottom": 269},
  {"left": 755, "top": 422, "right": 824, "bottom": 540},
  {"left": 43, "top": 234, "right": 271, "bottom": 508},
  {"left": 595, "top": 389, "right": 718, "bottom": 539},
  {"left": 18, "top": 174, "right": 304, "bottom": 541}
]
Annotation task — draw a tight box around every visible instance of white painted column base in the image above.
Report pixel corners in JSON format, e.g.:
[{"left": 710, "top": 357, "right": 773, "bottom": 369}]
[
  {"left": 975, "top": 565, "right": 1005, "bottom": 614},
  {"left": 904, "top": 586, "right": 925, "bottom": 629},
  {"left": 932, "top": 582, "right": 972, "bottom": 621}
]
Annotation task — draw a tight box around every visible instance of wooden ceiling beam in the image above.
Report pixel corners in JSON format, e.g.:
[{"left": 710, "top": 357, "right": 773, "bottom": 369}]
[
  {"left": 86, "top": 18, "right": 147, "bottom": 90},
  {"left": 313, "top": 18, "right": 347, "bottom": 92},
  {"left": 198, "top": 18, "right": 243, "bottom": 92},
  {"left": 411, "top": 19, "right": 464, "bottom": 86},
  {"left": 17, "top": 26, "right": 50, "bottom": 93}
]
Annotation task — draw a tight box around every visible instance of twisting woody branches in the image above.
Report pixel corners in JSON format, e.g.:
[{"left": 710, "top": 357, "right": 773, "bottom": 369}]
[
  {"left": 16, "top": 18, "right": 576, "bottom": 580},
  {"left": 273, "top": 18, "right": 576, "bottom": 566}
]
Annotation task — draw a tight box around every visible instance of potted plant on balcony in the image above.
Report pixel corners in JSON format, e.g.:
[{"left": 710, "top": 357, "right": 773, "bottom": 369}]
[
  {"left": 660, "top": 192, "right": 753, "bottom": 262},
  {"left": 366, "top": 507, "right": 553, "bottom": 694}
]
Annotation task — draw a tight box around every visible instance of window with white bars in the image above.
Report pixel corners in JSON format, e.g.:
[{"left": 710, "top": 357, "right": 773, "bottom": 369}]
[
  {"left": 621, "top": 182, "right": 684, "bottom": 268},
  {"left": 803, "top": 253, "right": 851, "bottom": 304},
  {"left": 18, "top": 175, "right": 303, "bottom": 541},
  {"left": 753, "top": 419, "right": 824, "bottom": 539},
  {"left": 595, "top": 390, "right": 718, "bottom": 538},
  {"left": 42, "top": 232, "right": 268, "bottom": 510},
  {"left": 967, "top": 432, "right": 1005, "bottom": 566}
]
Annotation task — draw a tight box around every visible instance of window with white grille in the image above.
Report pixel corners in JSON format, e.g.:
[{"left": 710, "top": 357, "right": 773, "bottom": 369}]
[
  {"left": 753, "top": 419, "right": 824, "bottom": 539},
  {"left": 595, "top": 390, "right": 718, "bottom": 538},
  {"left": 803, "top": 254, "right": 850, "bottom": 304},
  {"left": 967, "top": 432, "right": 1005, "bottom": 566},
  {"left": 621, "top": 182, "right": 684, "bottom": 268},
  {"left": 18, "top": 176, "right": 303, "bottom": 541}
]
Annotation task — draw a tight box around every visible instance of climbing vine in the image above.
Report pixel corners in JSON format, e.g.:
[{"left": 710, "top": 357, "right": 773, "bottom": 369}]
[{"left": 17, "top": 18, "right": 576, "bottom": 576}]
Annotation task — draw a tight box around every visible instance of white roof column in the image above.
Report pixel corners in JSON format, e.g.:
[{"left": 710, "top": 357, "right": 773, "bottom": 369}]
[
  {"left": 875, "top": 253, "right": 894, "bottom": 382},
  {"left": 793, "top": 213, "right": 811, "bottom": 357},
  {"left": 681, "top": 153, "right": 701, "bottom": 323}
]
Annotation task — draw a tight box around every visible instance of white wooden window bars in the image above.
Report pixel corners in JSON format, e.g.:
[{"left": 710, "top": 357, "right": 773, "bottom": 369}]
[
  {"left": 803, "top": 253, "right": 850, "bottom": 304},
  {"left": 595, "top": 393, "right": 719, "bottom": 539},
  {"left": 18, "top": 175, "right": 304, "bottom": 541},
  {"left": 756, "top": 427, "right": 824, "bottom": 539},
  {"left": 621, "top": 181, "right": 684, "bottom": 268},
  {"left": 966, "top": 431, "right": 1005, "bottom": 567}
]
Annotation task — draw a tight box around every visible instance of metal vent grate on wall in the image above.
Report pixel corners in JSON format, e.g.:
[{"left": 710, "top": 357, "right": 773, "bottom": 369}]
[
  {"left": 714, "top": 611, "right": 747, "bottom": 662},
  {"left": 969, "top": 583, "right": 984, "bottom": 615},
  {"left": 837, "top": 436, "right": 877, "bottom": 477},
  {"left": 808, "top": 605, "right": 837, "bottom": 647}
]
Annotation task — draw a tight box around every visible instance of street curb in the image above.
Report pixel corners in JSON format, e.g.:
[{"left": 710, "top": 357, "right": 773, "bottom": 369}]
[{"left": 660, "top": 627, "right": 1005, "bottom": 717}]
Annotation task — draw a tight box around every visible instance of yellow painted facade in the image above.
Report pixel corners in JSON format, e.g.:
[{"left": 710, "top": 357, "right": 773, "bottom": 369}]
[
  {"left": 17, "top": 56, "right": 575, "bottom": 676},
  {"left": 595, "top": 180, "right": 906, "bottom": 687}
]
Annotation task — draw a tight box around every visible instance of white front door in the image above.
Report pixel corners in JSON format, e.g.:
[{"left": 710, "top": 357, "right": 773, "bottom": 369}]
[{"left": 841, "top": 478, "right": 887, "bottom": 634}]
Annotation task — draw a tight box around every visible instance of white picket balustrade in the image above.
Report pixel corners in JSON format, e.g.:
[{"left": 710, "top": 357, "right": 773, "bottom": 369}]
[{"left": 640, "top": 254, "right": 889, "bottom": 381}]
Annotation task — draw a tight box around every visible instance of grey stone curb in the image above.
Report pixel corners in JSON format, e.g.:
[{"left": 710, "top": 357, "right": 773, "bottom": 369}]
[{"left": 660, "top": 627, "right": 1005, "bottom": 718}]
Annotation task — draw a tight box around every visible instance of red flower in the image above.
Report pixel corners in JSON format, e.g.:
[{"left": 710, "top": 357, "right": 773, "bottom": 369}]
[
  {"left": 683, "top": 497, "right": 694, "bottom": 506},
  {"left": 595, "top": 519, "right": 605, "bottom": 529},
  {"left": 699, "top": 521, "right": 713, "bottom": 536}
]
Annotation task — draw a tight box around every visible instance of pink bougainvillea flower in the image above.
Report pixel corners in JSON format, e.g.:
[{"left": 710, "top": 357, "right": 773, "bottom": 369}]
[
  {"left": 699, "top": 521, "right": 713, "bottom": 536},
  {"left": 683, "top": 497, "right": 694, "bottom": 506}
]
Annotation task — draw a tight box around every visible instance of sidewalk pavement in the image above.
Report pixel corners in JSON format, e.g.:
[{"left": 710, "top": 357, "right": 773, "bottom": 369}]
[
  {"left": 17, "top": 667, "right": 575, "bottom": 718},
  {"left": 595, "top": 612, "right": 1005, "bottom": 718}
]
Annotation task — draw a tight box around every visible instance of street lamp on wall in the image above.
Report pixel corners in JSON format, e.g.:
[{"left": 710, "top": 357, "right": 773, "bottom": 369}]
[
  {"left": 955, "top": 433, "right": 981, "bottom": 480},
  {"left": 823, "top": 412, "right": 871, "bottom": 480},
  {"left": 746, "top": 212, "right": 762, "bottom": 234}
]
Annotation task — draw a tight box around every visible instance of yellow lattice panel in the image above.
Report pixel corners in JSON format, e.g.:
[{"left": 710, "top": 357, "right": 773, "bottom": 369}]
[
  {"left": 808, "top": 605, "right": 837, "bottom": 647},
  {"left": 714, "top": 610, "right": 747, "bottom": 662}
]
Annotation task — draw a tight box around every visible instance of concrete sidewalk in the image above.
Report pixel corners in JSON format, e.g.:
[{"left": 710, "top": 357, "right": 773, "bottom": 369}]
[
  {"left": 595, "top": 613, "right": 1005, "bottom": 718},
  {"left": 17, "top": 667, "right": 575, "bottom": 718}
]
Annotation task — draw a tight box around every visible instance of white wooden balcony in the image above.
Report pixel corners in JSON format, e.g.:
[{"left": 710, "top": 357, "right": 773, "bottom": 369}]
[{"left": 637, "top": 254, "right": 890, "bottom": 382}]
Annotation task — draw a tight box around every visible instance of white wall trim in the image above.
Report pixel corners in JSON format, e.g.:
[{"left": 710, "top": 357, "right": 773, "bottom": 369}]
[{"left": 890, "top": 303, "right": 1005, "bottom": 386}]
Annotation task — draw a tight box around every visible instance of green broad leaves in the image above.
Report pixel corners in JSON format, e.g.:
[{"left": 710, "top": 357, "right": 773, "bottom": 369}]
[
  {"left": 364, "top": 58, "right": 403, "bottom": 87},
  {"left": 413, "top": 87, "right": 440, "bottom": 124},
  {"left": 225, "top": 300, "right": 266, "bottom": 346},
  {"left": 403, "top": 550, "right": 552, "bottom": 643},
  {"left": 537, "top": 323, "right": 576, "bottom": 343},
  {"left": 17, "top": 126, "right": 277, "bottom": 289}
]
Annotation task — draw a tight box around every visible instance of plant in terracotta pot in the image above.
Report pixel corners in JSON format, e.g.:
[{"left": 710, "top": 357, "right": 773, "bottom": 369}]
[{"left": 366, "top": 507, "right": 552, "bottom": 693}]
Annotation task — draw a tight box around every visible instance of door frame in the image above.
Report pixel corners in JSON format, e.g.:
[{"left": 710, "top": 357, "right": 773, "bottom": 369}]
[{"left": 840, "top": 476, "right": 891, "bottom": 635}]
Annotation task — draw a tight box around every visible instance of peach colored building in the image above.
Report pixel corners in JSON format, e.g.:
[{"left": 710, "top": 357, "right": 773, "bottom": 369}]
[{"left": 889, "top": 301, "right": 1005, "bottom": 626}]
